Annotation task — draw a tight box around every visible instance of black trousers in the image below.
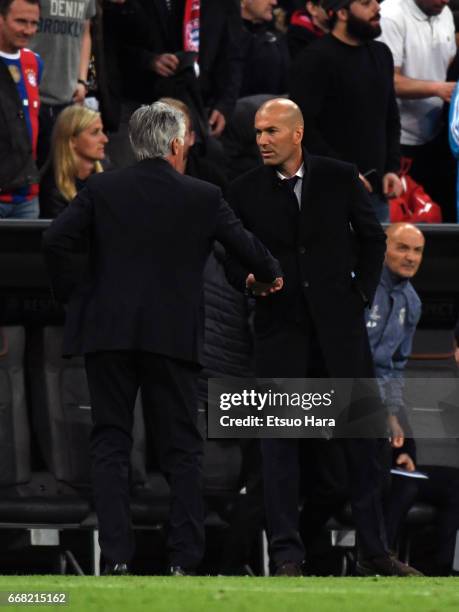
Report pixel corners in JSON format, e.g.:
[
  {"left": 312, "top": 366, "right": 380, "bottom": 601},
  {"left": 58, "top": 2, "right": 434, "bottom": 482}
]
[
  {"left": 299, "top": 438, "right": 389, "bottom": 559},
  {"left": 256, "top": 317, "right": 388, "bottom": 567},
  {"left": 385, "top": 465, "right": 459, "bottom": 573},
  {"left": 85, "top": 351, "right": 205, "bottom": 569},
  {"left": 219, "top": 438, "right": 265, "bottom": 574}
]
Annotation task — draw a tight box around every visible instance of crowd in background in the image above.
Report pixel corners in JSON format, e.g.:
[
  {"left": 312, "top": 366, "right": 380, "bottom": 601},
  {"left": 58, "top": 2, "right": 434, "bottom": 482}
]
[{"left": 2, "top": 0, "right": 459, "bottom": 222}]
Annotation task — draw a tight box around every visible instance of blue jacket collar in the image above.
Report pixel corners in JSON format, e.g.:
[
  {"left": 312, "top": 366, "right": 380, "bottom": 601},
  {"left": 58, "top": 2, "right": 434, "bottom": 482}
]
[{"left": 380, "top": 264, "right": 411, "bottom": 292}]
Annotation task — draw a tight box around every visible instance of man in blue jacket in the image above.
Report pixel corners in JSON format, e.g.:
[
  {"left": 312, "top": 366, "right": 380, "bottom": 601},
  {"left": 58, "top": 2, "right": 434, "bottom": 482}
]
[
  {"left": 366, "top": 222, "right": 424, "bottom": 457},
  {"left": 376, "top": 224, "right": 459, "bottom": 575}
]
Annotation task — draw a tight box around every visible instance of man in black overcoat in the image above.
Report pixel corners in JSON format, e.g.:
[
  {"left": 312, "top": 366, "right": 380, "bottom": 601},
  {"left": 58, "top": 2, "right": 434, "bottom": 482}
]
[
  {"left": 42, "top": 101, "right": 282, "bottom": 575},
  {"left": 226, "top": 98, "right": 418, "bottom": 576}
]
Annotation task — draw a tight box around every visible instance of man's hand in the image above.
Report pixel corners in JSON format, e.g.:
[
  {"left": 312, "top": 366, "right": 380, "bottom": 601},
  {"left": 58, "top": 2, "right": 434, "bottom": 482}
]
[
  {"left": 383, "top": 172, "right": 403, "bottom": 199},
  {"left": 72, "top": 82, "right": 87, "bottom": 104},
  {"left": 434, "top": 81, "right": 456, "bottom": 103},
  {"left": 388, "top": 414, "right": 404, "bottom": 448},
  {"left": 246, "top": 273, "right": 283, "bottom": 297},
  {"left": 359, "top": 173, "right": 373, "bottom": 193},
  {"left": 395, "top": 452, "right": 416, "bottom": 472},
  {"left": 208, "top": 109, "right": 226, "bottom": 137},
  {"left": 152, "top": 53, "right": 179, "bottom": 77}
]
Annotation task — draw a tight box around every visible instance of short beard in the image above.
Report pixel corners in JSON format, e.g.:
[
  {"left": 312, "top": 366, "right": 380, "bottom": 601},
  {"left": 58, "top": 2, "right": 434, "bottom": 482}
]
[{"left": 347, "top": 12, "right": 381, "bottom": 41}]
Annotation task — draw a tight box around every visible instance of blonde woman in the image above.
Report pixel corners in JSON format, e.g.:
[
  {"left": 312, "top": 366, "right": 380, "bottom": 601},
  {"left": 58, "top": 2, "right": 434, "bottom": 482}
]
[{"left": 39, "top": 105, "right": 108, "bottom": 218}]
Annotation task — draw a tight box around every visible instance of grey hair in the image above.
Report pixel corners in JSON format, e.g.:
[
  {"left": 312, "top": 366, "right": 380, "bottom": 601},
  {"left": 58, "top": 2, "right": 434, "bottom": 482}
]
[{"left": 128, "top": 102, "right": 186, "bottom": 161}]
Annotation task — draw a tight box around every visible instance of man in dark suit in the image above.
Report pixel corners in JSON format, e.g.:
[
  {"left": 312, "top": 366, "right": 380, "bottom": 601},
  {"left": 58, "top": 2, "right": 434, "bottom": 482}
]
[
  {"left": 226, "top": 98, "right": 419, "bottom": 576},
  {"left": 42, "top": 101, "right": 282, "bottom": 576}
]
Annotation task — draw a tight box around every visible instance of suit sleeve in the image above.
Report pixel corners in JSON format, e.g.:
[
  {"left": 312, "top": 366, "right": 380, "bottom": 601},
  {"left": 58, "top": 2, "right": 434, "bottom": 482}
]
[
  {"left": 214, "top": 196, "right": 282, "bottom": 286},
  {"left": 347, "top": 168, "right": 386, "bottom": 305},
  {"left": 42, "top": 187, "right": 94, "bottom": 302}
]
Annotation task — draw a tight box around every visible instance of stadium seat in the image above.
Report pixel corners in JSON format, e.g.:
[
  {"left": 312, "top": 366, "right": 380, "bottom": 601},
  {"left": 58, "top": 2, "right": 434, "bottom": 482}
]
[{"left": 0, "top": 326, "right": 91, "bottom": 574}]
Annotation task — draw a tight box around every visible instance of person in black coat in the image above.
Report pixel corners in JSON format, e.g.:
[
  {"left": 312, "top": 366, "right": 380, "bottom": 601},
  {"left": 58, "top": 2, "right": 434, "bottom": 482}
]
[
  {"left": 225, "top": 98, "right": 418, "bottom": 576},
  {"left": 42, "top": 101, "right": 282, "bottom": 576},
  {"left": 115, "top": 0, "right": 242, "bottom": 137},
  {"left": 104, "top": 0, "right": 243, "bottom": 168},
  {"left": 91, "top": 0, "right": 148, "bottom": 133},
  {"left": 239, "top": 0, "right": 290, "bottom": 97},
  {"left": 161, "top": 97, "right": 264, "bottom": 574},
  {"left": 289, "top": 0, "right": 402, "bottom": 223}
]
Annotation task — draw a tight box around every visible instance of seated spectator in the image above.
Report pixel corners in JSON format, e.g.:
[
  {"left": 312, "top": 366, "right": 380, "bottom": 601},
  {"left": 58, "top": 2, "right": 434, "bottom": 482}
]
[
  {"left": 239, "top": 0, "right": 290, "bottom": 97},
  {"left": 366, "top": 223, "right": 425, "bottom": 452},
  {"left": 365, "top": 222, "right": 459, "bottom": 575},
  {"left": 39, "top": 105, "right": 108, "bottom": 219},
  {"left": 287, "top": 0, "right": 329, "bottom": 59}
]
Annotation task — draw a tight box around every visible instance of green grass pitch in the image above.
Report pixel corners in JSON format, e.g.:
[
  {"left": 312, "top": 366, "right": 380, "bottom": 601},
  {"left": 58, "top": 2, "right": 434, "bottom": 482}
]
[{"left": 0, "top": 576, "right": 457, "bottom": 611}]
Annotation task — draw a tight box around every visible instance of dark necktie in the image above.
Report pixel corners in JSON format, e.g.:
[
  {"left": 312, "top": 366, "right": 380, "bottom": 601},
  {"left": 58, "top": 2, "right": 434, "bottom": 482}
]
[
  {"left": 281, "top": 175, "right": 300, "bottom": 216},
  {"left": 284, "top": 176, "right": 300, "bottom": 211},
  {"left": 284, "top": 175, "right": 299, "bottom": 195}
]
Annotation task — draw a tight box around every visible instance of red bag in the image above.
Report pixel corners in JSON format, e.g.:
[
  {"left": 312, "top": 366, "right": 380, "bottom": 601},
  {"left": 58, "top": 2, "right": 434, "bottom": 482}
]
[{"left": 389, "top": 158, "right": 442, "bottom": 223}]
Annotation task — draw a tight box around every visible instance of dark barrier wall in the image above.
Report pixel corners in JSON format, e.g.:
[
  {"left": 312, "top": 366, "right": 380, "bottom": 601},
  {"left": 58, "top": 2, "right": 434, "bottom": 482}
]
[
  {"left": 0, "top": 220, "right": 59, "bottom": 324},
  {"left": 0, "top": 221, "right": 458, "bottom": 327}
]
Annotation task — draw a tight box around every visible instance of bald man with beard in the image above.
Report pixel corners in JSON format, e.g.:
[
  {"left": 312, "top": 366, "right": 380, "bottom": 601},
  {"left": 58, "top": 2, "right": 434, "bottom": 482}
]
[{"left": 225, "top": 99, "right": 419, "bottom": 576}]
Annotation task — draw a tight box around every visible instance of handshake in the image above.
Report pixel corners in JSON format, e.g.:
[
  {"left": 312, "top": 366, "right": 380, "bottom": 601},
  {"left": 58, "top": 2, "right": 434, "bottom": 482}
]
[{"left": 246, "top": 273, "right": 284, "bottom": 297}]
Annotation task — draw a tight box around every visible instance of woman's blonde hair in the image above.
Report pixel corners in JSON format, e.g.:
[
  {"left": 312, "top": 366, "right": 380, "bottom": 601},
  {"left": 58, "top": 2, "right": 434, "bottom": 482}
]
[{"left": 51, "top": 105, "right": 104, "bottom": 201}]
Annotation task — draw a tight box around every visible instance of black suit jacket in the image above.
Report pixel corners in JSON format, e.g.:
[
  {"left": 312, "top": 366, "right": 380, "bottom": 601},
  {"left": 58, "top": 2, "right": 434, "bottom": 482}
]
[
  {"left": 42, "top": 158, "right": 281, "bottom": 361},
  {"left": 226, "top": 153, "right": 386, "bottom": 377}
]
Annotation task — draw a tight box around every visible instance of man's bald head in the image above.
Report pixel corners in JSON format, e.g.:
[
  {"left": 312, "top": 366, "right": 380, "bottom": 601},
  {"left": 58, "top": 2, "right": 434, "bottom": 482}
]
[
  {"left": 256, "top": 99, "right": 304, "bottom": 128},
  {"left": 255, "top": 99, "right": 304, "bottom": 175},
  {"left": 385, "top": 223, "right": 425, "bottom": 279},
  {"left": 386, "top": 222, "right": 424, "bottom": 243}
]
